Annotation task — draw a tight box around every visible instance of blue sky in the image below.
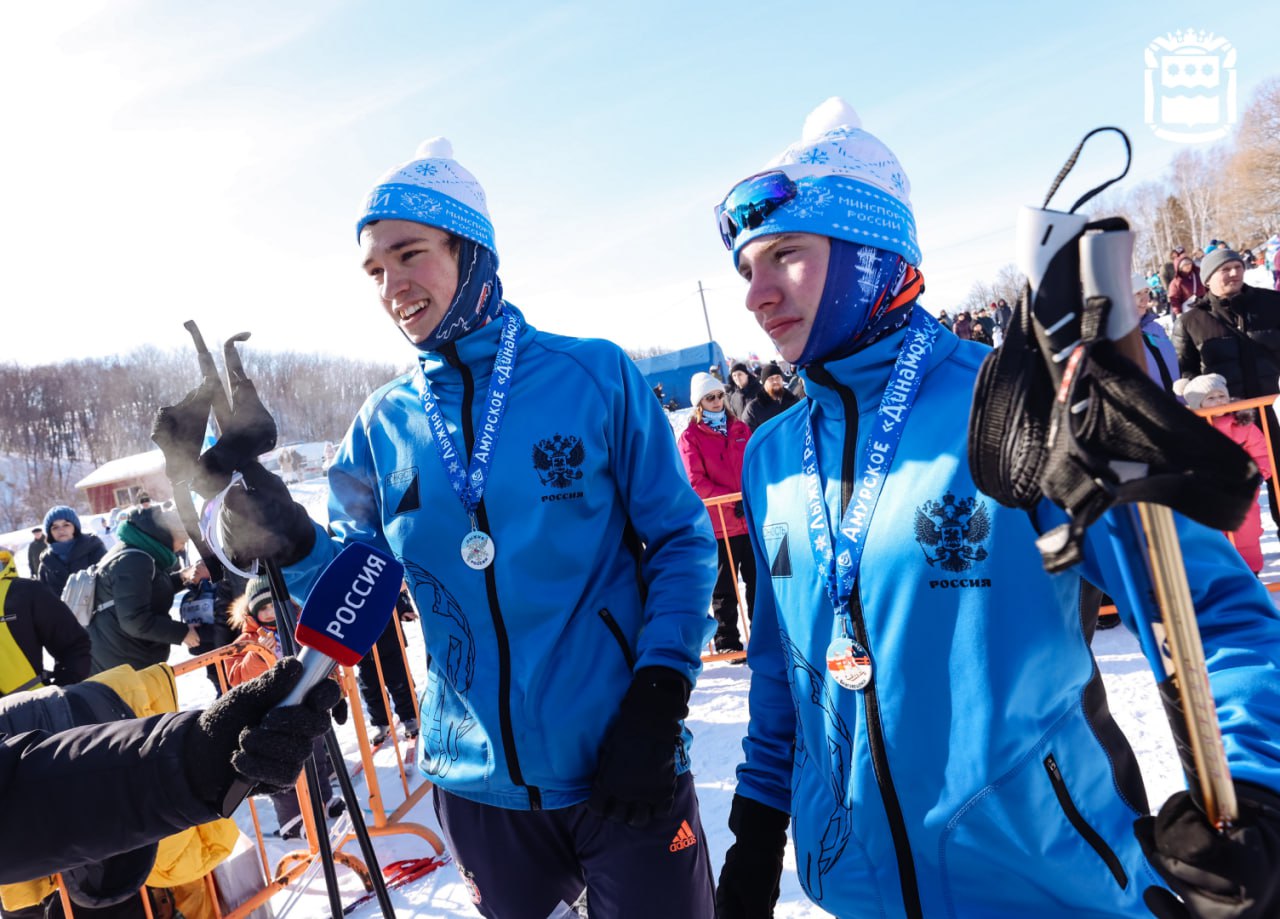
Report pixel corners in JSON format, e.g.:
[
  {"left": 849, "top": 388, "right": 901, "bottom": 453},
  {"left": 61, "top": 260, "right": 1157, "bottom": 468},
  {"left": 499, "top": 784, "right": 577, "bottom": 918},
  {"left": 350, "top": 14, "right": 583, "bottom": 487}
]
[{"left": 2, "top": 1, "right": 1272, "bottom": 368}]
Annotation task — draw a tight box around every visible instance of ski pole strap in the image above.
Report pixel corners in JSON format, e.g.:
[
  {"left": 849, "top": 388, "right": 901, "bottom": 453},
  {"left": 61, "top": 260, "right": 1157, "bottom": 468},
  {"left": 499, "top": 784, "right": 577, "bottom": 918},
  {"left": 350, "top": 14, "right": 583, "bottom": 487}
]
[{"left": 1042, "top": 126, "right": 1131, "bottom": 214}]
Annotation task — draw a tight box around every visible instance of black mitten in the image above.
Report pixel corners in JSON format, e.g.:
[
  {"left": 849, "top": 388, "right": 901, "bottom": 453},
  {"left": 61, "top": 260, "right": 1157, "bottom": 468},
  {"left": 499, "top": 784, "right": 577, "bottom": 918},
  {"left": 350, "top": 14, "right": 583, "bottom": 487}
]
[
  {"left": 218, "top": 461, "right": 316, "bottom": 568},
  {"left": 184, "top": 658, "right": 342, "bottom": 806},
  {"left": 716, "top": 794, "right": 790, "bottom": 919},
  {"left": 587, "top": 666, "right": 690, "bottom": 827},
  {"left": 151, "top": 377, "right": 221, "bottom": 485},
  {"left": 1135, "top": 782, "right": 1280, "bottom": 919},
  {"left": 197, "top": 375, "right": 278, "bottom": 491}
]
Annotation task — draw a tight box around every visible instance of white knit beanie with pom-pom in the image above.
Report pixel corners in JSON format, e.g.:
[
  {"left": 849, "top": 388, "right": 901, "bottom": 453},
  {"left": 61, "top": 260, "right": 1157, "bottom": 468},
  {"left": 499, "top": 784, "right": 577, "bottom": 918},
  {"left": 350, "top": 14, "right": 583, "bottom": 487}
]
[
  {"left": 1181, "top": 373, "right": 1228, "bottom": 409},
  {"left": 356, "top": 137, "right": 496, "bottom": 260},
  {"left": 717, "top": 97, "right": 919, "bottom": 267}
]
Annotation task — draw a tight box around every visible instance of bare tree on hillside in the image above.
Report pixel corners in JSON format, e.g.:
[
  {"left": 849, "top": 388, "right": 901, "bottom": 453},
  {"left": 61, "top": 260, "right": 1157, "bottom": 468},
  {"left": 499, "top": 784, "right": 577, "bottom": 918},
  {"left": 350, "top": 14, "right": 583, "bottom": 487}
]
[
  {"left": 1169, "top": 147, "right": 1228, "bottom": 249},
  {"left": 1221, "top": 77, "right": 1280, "bottom": 249},
  {"left": 992, "top": 264, "right": 1026, "bottom": 307}
]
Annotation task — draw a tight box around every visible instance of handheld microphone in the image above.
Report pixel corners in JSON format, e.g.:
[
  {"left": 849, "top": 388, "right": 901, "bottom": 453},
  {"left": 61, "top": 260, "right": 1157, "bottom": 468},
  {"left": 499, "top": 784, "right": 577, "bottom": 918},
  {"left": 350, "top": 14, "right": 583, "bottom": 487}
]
[{"left": 220, "top": 542, "right": 405, "bottom": 815}]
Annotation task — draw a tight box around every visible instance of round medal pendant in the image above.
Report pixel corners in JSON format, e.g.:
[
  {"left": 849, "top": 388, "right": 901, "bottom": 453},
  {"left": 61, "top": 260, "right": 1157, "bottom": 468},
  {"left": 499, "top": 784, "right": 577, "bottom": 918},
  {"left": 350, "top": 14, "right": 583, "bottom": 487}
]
[
  {"left": 460, "top": 530, "right": 495, "bottom": 570},
  {"left": 826, "top": 637, "right": 873, "bottom": 691}
]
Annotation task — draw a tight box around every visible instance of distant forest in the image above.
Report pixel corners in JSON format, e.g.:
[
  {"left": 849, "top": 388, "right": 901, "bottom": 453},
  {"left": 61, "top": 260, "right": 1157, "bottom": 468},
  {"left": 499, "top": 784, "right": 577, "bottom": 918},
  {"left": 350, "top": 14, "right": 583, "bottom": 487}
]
[{"left": 0, "top": 347, "right": 404, "bottom": 531}]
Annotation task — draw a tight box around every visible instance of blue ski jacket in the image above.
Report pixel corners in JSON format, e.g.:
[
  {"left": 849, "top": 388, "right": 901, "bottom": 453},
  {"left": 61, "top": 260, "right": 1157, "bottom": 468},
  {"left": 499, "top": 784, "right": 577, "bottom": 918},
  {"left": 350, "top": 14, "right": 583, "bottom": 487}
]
[
  {"left": 736, "top": 309, "right": 1280, "bottom": 917},
  {"left": 286, "top": 306, "right": 716, "bottom": 810}
]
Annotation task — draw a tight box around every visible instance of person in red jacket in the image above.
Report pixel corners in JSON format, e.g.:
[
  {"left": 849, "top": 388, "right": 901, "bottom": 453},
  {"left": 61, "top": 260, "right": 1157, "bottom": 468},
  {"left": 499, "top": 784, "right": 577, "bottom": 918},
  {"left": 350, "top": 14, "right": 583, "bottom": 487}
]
[
  {"left": 1167, "top": 254, "right": 1205, "bottom": 315},
  {"left": 678, "top": 372, "right": 756, "bottom": 653}
]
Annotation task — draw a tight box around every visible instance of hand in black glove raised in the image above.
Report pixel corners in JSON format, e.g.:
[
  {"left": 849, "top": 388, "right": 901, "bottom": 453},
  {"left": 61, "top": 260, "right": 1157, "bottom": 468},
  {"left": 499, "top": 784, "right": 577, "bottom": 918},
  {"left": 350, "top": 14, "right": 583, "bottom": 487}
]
[
  {"left": 716, "top": 794, "right": 790, "bottom": 919},
  {"left": 1135, "top": 782, "right": 1280, "bottom": 918},
  {"left": 587, "top": 666, "right": 690, "bottom": 827},
  {"left": 184, "top": 657, "right": 341, "bottom": 814},
  {"left": 198, "top": 373, "right": 278, "bottom": 490},
  {"left": 217, "top": 460, "right": 316, "bottom": 568},
  {"left": 151, "top": 377, "right": 221, "bottom": 485}
]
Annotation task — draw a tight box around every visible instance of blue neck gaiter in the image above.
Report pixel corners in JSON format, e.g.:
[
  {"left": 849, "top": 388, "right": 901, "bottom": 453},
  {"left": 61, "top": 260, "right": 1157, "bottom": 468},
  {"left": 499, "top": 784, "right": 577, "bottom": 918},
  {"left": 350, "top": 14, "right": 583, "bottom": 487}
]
[
  {"left": 50, "top": 539, "right": 77, "bottom": 562},
  {"left": 796, "top": 240, "right": 906, "bottom": 367},
  {"left": 415, "top": 239, "right": 505, "bottom": 352},
  {"left": 703, "top": 409, "right": 728, "bottom": 434}
]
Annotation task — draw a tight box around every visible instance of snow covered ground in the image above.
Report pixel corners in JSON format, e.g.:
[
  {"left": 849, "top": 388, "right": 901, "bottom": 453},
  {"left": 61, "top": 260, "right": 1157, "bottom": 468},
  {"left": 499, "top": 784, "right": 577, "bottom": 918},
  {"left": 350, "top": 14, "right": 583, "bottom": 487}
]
[
  {"left": 155, "top": 483, "right": 1280, "bottom": 917},
  {"left": 172, "top": 627, "right": 1182, "bottom": 918}
]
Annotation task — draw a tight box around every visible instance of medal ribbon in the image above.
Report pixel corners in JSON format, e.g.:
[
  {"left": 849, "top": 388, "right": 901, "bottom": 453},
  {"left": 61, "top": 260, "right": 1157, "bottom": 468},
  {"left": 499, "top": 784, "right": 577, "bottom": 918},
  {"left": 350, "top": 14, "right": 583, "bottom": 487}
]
[
  {"left": 418, "top": 308, "right": 522, "bottom": 527},
  {"left": 802, "top": 308, "right": 936, "bottom": 634}
]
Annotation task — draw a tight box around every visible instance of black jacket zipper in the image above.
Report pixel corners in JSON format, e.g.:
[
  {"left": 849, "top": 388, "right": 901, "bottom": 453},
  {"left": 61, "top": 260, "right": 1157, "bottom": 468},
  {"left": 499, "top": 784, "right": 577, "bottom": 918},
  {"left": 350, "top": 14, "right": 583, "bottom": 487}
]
[
  {"left": 440, "top": 344, "right": 540, "bottom": 809},
  {"left": 1043, "top": 753, "right": 1127, "bottom": 888},
  {"left": 808, "top": 363, "right": 923, "bottom": 919}
]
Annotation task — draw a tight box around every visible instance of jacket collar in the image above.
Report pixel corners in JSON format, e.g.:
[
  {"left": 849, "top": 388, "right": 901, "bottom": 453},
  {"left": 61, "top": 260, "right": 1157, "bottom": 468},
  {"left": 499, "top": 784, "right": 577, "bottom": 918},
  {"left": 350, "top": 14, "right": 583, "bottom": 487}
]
[
  {"left": 798, "top": 309, "right": 954, "bottom": 421},
  {"left": 417, "top": 303, "right": 534, "bottom": 378}
]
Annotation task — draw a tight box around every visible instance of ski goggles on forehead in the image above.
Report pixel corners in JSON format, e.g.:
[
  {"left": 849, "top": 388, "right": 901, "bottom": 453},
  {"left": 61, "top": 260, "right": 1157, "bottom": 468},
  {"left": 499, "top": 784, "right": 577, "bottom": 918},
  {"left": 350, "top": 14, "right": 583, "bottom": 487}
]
[{"left": 715, "top": 170, "right": 798, "bottom": 250}]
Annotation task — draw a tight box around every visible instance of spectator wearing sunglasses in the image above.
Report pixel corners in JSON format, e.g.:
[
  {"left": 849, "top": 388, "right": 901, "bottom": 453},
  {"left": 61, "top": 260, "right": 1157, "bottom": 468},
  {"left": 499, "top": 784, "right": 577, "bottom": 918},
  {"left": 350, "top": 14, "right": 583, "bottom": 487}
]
[
  {"left": 711, "top": 97, "right": 1280, "bottom": 919},
  {"left": 678, "top": 373, "right": 755, "bottom": 655},
  {"left": 203, "top": 138, "right": 718, "bottom": 916}
]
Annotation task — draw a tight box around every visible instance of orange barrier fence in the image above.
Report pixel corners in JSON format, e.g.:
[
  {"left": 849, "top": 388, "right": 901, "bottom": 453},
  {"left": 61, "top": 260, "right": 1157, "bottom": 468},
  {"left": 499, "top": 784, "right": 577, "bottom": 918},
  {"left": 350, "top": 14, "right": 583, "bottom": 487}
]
[
  {"left": 1192, "top": 393, "right": 1280, "bottom": 593},
  {"left": 52, "top": 627, "right": 442, "bottom": 918},
  {"left": 701, "top": 492, "right": 749, "bottom": 664}
]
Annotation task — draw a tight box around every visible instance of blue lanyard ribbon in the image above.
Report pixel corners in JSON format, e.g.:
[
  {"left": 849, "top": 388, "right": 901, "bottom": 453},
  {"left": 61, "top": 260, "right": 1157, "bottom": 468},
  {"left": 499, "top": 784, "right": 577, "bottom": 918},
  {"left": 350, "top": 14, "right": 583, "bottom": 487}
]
[
  {"left": 802, "top": 308, "right": 936, "bottom": 632},
  {"left": 418, "top": 308, "right": 522, "bottom": 524}
]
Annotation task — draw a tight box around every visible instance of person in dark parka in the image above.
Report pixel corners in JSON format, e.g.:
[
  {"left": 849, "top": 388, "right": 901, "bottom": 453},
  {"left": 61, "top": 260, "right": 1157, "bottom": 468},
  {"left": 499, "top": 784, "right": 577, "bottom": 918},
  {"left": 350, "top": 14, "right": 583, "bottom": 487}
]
[
  {"left": 0, "top": 549, "right": 91, "bottom": 695},
  {"left": 88, "top": 505, "right": 200, "bottom": 674},
  {"left": 0, "top": 657, "right": 342, "bottom": 886},
  {"left": 25, "top": 530, "right": 45, "bottom": 581},
  {"left": 36, "top": 506, "right": 106, "bottom": 598},
  {"left": 726, "top": 361, "right": 763, "bottom": 420}
]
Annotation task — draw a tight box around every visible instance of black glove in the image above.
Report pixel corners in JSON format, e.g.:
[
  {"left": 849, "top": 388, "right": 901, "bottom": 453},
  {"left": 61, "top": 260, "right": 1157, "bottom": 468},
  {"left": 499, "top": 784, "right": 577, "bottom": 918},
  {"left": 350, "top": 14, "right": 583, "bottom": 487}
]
[
  {"left": 716, "top": 794, "right": 790, "bottom": 919},
  {"left": 733, "top": 500, "right": 746, "bottom": 519},
  {"left": 184, "top": 657, "right": 342, "bottom": 807},
  {"left": 1135, "top": 782, "right": 1280, "bottom": 918},
  {"left": 331, "top": 696, "right": 348, "bottom": 726},
  {"left": 151, "top": 377, "right": 221, "bottom": 485},
  {"left": 218, "top": 461, "right": 316, "bottom": 568},
  {"left": 587, "top": 666, "right": 690, "bottom": 827},
  {"left": 197, "top": 373, "right": 278, "bottom": 490}
]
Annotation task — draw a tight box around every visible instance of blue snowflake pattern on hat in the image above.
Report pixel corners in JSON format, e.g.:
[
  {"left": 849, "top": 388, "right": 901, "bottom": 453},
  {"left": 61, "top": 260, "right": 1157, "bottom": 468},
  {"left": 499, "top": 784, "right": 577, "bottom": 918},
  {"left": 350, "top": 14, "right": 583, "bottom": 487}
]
[
  {"left": 718, "top": 98, "right": 920, "bottom": 268},
  {"left": 356, "top": 137, "right": 497, "bottom": 261}
]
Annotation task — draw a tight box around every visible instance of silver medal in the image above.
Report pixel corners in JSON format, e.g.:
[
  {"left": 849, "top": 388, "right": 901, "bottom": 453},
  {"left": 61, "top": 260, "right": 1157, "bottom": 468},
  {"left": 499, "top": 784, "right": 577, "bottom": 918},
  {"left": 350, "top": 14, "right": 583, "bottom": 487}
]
[
  {"left": 460, "top": 530, "right": 495, "bottom": 570},
  {"left": 826, "top": 636, "right": 872, "bottom": 691}
]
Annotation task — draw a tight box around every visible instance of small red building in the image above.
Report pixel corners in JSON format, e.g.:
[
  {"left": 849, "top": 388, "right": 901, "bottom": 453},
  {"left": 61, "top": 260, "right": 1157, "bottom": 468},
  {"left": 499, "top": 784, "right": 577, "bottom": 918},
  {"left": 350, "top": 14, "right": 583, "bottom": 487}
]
[{"left": 74, "top": 450, "right": 172, "bottom": 515}]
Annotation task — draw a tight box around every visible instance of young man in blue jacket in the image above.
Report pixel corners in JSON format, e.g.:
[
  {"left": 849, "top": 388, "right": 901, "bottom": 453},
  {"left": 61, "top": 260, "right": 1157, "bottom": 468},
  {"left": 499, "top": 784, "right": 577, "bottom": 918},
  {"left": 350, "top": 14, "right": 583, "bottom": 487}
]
[
  {"left": 214, "top": 139, "right": 718, "bottom": 917},
  {"left": 712, "top": 99, "right": 1280, "bottom": 918}
]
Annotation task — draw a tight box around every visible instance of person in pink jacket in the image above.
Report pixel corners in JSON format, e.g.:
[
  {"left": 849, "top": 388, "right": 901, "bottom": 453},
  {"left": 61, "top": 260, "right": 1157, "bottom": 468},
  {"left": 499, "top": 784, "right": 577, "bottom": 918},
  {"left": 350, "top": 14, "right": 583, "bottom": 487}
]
[
  {"left": 678, "top": 372, "right": 756, "bottom": 653},
  {"left": 1184, "top": 373, "right": 1273, "bottom": 573}
]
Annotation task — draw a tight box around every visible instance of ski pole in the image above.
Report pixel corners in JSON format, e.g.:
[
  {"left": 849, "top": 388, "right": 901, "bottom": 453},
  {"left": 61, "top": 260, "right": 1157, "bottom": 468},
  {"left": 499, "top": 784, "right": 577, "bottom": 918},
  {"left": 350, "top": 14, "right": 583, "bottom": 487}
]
[
  {"left": 1077, "top": 229, "right": 1238, "bottom": 830},
  {"left": 216, "top": 331, "right": 399, "bottom": 916},
  {"left": 1006, "top": 127, "right": 1240, "bottom": 830},
  {"left": 1132, "top": 503, "right": 1238, "bottom": 828},
  {"left": 262, "top": 562, "right": 348, "bottom": 919},
  {"left": 263, "top": 558, "right": 400, "bottom": 918}
]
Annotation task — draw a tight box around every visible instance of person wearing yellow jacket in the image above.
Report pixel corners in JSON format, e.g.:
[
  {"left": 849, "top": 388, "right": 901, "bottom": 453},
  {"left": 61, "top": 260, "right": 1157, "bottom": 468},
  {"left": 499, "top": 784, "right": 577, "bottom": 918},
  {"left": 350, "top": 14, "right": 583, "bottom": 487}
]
[{"left": 0, "top": 663, "right": 238, "bottom": 917}]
